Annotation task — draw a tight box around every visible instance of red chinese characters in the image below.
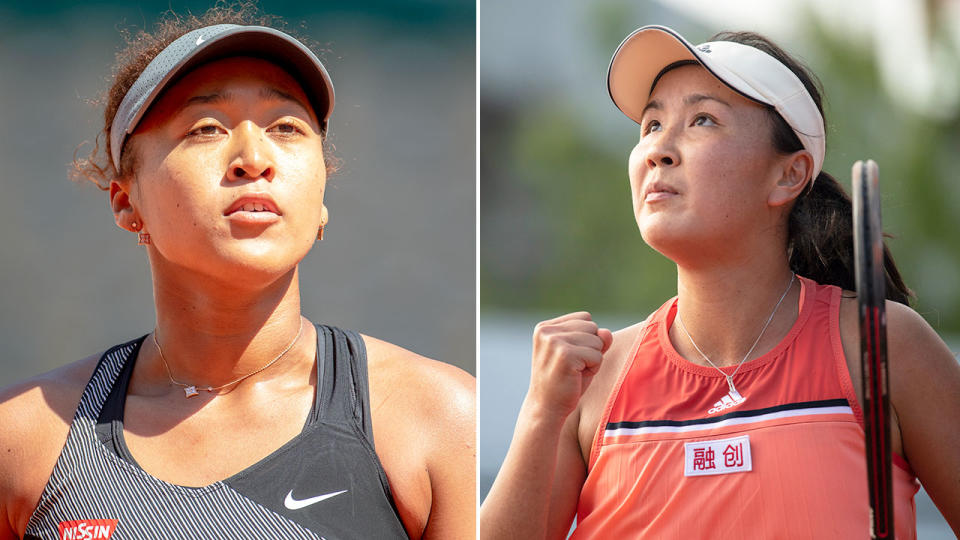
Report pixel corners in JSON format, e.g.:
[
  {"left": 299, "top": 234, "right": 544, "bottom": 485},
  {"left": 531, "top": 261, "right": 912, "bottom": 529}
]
[
  {"left": 692, "top": 447, "right": 716, "bottom": 470},
  {"left": 724, "top": 442, "right": 744, "bottom": 467},
  {"left": 684, "top": 434, "right": 752, "bottom": 477}
]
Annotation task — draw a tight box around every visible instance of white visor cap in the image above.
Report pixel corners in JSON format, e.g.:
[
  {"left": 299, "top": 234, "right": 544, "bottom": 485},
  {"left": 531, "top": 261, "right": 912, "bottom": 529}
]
[
  {"left": 109, "top": 24, "right": 334, "bottom": 172},
  {"left": 607, "top": 25, "right": 825, "bottom": 181}
]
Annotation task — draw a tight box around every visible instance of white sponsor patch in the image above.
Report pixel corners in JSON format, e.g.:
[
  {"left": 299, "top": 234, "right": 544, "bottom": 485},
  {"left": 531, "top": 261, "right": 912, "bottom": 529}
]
[{"left": 684, "top": 434, "right": 752, "bottom": 477}]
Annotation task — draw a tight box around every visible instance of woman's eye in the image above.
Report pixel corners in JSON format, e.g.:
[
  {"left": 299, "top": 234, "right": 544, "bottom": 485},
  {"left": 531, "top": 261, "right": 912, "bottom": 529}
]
[
  {"left": 188, "top": 125, "right": 222, "bottom": 137},
  {"left": 642, "top": 119, "right": 662, "bottom": 136},
  {"left": 269, "top": 122, "right": 302, "bottom": 135},
  {"left": 693, "top": 114, "right": 717, "bottom": 127}
]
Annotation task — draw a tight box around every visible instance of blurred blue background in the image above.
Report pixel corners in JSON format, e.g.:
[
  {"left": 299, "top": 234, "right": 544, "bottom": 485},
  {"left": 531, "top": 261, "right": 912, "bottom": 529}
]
[
  {"left": 0, "top": 0, "right": 476, "bottom": 384},
  {"left": 479, "top": 0, "right": 959, "bottom": 536}
]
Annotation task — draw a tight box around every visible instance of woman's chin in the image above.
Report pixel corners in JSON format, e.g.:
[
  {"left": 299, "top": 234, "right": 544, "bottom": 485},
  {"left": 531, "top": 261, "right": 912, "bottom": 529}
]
[
  {"left": 217, "top": 242, "right": 310, "bottom": 277},
  {"left": 638, "top": 221, "right": 697, "bottom": 263},
  {"left": 638, "top": 215, "right": 676, "bottom": 247},
  {"left": 154, "top": 239, "right": 309, "bottom": 288}
]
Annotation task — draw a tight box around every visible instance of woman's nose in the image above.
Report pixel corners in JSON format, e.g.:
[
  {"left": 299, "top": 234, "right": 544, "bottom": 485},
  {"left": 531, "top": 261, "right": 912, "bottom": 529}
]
[
  {"left": 643, "top": 126, "right": 681, "bottom": 169},
  {"left": 226, "top": 122, "right": 275, "bottom": 181},
  {"left": 645, "top": 143, "right": 679, "bottom": 169}
]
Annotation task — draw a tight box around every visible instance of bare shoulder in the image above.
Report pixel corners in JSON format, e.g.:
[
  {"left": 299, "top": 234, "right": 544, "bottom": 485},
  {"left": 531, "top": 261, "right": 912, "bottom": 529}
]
[
  {"left": 839, "top": 293, "right": 960, "bottom": 527},
  {"left": 362, "top": 334, "right": 475, "bottom": 419},
  {"left": 838, "top": 294, "right": 958, "bottom": 381},
  {"left": 0, "top": 352, "right": 102, "bottom": 536},
  {"left": 360, "top": 335, "right": 475, "bottom": 539},
  {"left": 361, "top": 334, "right": 475, "bottom": 464},
  {"left": 877, "top": 298, "right": 960, "bottom": 417},
  {"left": 576, "top": 317, "right": 652, "bottom": 458},
  {"left": 872, "top": 299, "right": 960, "bottom": 529},
  {"left": 608, "top": 321, "right": 650, "bottom": 369},
  {"left": 837, "top": 293, "right": 958, "bottom": 414},
  {"left": 587, "top": 320, "right": 648, "bottom": 399},
  {"left": 883, "top": 299, "right": 955, "bottom": 357},
  {"left": 0, "top": 352, "right": 101, "bottom": 456}
]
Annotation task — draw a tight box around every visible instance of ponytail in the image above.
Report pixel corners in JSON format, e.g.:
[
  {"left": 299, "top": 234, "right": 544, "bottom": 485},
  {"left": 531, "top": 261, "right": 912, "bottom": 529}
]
[
  {"left": 787, "top": 171, "right": 912, "bottom": 305},
  {"left": 712, "top": 31, "right": 913, "bottom": 305}
]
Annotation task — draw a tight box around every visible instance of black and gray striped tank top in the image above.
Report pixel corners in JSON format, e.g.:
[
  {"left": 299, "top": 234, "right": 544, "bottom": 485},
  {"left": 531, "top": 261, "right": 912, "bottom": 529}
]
[{"left": 25, "top": 324, "right": 409, "bottom": 540}]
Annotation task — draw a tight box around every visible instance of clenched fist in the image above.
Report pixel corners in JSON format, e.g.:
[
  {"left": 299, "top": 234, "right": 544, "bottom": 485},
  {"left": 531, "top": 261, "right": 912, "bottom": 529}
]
[{"left": 527, "top": 312, "right": 613, "bottom": 421}]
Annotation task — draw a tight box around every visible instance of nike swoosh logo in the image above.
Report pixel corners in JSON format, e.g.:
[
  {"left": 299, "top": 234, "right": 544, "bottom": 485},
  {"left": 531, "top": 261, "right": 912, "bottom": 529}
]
[
  {"left": 284, "top": 489, "right": 348, "bottom": 510},
  {"left": 196, "top": 35, "right": 205, "bottom": 45}
]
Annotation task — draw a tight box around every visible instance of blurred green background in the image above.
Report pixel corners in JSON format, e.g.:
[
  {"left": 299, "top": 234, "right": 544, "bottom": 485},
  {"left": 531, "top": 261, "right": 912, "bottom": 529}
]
[
  {"left": 479, "top": 0, "right": 958, "bottom": 535},
  {"left": 482, "top": 0, "right": 960, "bottom": 324},
  {"left": 0, "top": 0, "right": 475, "bottom": 385}
]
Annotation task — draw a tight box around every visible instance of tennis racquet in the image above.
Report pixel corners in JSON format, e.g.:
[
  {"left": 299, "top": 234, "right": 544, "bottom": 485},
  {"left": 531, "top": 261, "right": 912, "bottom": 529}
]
[{"left": 852, "top": 159, "right": 894, "bottom": 539}]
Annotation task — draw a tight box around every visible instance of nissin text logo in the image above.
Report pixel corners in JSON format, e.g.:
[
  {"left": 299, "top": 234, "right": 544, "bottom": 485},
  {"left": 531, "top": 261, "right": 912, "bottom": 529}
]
[{"left": 58, "top": 519, "right": 118, "bottom": 540}]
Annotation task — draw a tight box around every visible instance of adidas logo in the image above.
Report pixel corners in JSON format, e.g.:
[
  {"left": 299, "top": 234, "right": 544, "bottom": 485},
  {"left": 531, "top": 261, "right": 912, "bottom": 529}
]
[{"left": 708, "top": 391, "right": 746, "bottom": 415}]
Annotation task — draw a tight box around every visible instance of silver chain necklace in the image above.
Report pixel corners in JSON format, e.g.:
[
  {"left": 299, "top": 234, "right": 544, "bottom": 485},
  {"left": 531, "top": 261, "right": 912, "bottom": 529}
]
[
  {"left": 675, "top": 273, "right": 795, "bottom": 400},
  {"left": 153, "top": 316, "right": 304, "bottom": 398}
]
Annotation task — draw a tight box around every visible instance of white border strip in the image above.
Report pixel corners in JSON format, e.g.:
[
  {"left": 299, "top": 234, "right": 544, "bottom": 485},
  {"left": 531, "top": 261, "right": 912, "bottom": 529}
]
[{"left": 605, "top": 405, "right": 853, "bottom": 437}]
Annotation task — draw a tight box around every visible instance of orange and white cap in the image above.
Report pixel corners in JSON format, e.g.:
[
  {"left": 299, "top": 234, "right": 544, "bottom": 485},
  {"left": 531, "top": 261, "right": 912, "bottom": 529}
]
[{"left": 607, "top": 25, "right": 825, "bottom": 180}]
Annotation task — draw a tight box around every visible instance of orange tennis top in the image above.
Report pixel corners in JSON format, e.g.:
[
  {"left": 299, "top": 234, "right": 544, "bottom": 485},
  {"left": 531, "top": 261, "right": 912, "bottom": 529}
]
[{"left": 572, "top": 276, "right": 919, "bottom": 539}]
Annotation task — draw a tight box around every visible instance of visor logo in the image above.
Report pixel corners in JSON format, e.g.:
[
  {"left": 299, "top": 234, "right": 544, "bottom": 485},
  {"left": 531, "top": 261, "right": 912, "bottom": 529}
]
[
  {"left": 698, "top": 44, "right": 711, "bottom": 53},
  {"left": 196, "top": 34, "right": 206, "bottom": 46}
]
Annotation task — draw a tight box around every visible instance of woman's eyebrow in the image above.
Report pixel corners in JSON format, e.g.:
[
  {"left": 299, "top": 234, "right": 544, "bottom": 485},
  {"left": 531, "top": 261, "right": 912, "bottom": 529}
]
[
  {"left": 641, "top": 99, "right": 663, "bottom": 118},
  {"left": 180, "top": 87, "right": 306, "bottom": 110},
  {"left": 258, "top": 86, "right": 303, "bottom": 106},
  {"left": 684, "top": 93, "right": 731, "bottom": 108},
  {"left": 641, "top": 93, "right": 732, "bottom": 119},
  {"left": 183, "top": 91, "right": 234, "bottom": 108}
]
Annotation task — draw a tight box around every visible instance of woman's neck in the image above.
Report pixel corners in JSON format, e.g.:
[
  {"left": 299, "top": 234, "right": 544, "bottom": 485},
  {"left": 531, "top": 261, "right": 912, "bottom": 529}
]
[
  {"left": 672, "top": 261, "right": 799, "bottom": 368},
  {"left": 141, "top": 263, "right": 309, "bottom": 392}
]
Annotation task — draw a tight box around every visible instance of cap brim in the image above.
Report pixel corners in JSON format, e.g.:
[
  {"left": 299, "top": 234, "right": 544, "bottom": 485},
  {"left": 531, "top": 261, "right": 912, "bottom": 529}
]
[
  {"left": 607, "top": 26, "right": 702, "bottom": 125},
  {"left": 126, "top": 26, "right": 334, "bottom": 137},
  {"left": 608, "top": 25, "right": 771, "bottom": 127},
  {"left": 112, "top": 24, "right": 335, "bottom": 171}
]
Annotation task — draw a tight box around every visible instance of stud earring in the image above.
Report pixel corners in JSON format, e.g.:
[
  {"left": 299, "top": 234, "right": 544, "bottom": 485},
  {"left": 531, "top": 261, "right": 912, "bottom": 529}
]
[{"left": 132, "top": 220, "right": 150, "bottom": 245}]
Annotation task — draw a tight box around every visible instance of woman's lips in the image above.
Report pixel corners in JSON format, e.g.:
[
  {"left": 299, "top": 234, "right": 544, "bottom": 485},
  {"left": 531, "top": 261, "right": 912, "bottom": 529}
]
[
  {"left": 224, "top": 194, "right": 282, "bottom": 224},
  {"left": 643, "top": 180, "right": 679, "bottom": 204},
  {"left": 644, "top": 190, "right": 678, "bottom": 203},
  {"left": 226, "top": 210, "right": 281, "bottom": 225}
]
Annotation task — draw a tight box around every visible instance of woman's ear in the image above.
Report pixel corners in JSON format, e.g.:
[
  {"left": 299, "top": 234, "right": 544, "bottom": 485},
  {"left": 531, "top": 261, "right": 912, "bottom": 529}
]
[
  {"left": 109, "top": 179, "right": 141, "bottom": 232},
  {"left": 768, "top": 150, "right": 814, "bottom": 207}
]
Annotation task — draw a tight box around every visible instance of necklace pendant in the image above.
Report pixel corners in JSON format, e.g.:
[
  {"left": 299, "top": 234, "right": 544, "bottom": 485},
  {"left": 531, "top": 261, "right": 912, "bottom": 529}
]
[
  {"left": 726, "top": 376, "right": 745, "bottom": 402},
  {"left": 184, "top": 385, "right": 199, "bottom": 398}
]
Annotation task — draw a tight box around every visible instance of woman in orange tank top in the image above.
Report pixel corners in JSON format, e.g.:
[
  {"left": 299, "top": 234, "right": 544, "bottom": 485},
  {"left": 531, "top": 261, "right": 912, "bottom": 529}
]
[{"left": 480, "top": 26, "right": 960, "bottom": 539}]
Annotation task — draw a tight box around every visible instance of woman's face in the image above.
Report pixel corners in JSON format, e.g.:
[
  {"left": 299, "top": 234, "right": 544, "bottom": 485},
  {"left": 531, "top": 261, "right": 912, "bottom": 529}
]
[
  {"left": 628, "top": 64, "right": 790, "bottom": 263},
  {"left": 118, "top": 56, "right": 327, "bottom": 285}
]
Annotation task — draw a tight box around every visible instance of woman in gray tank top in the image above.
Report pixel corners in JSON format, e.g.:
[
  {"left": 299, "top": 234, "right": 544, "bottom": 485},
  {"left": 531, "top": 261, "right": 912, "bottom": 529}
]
[{"left": 0, "top": 5, "right": 475, "bottom": 539}]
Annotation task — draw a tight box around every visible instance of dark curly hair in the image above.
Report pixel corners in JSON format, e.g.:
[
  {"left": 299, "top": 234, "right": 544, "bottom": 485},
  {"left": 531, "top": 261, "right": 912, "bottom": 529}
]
[{"left": 72, "top": 1, "right": 339, "bottom": 190}]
